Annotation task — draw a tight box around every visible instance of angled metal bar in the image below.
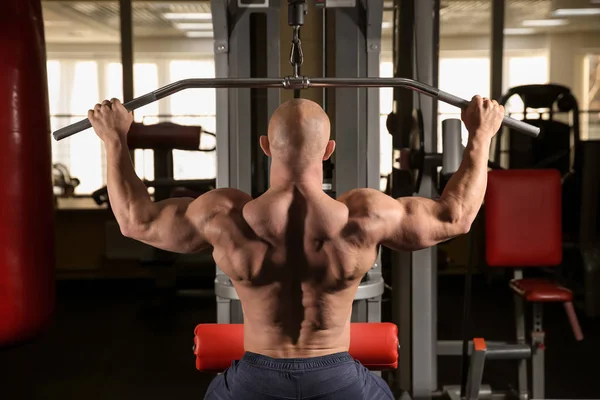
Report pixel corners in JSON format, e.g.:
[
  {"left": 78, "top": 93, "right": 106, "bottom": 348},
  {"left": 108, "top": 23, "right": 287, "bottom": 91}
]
[{"left": 53, "top": 77, "right": 540, "bottom": 140}]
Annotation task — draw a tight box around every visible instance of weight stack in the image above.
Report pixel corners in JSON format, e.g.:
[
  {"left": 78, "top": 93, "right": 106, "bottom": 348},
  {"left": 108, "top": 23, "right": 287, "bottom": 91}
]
[{"left": 0, "top": 0, "right": 55, "bottom": 346}]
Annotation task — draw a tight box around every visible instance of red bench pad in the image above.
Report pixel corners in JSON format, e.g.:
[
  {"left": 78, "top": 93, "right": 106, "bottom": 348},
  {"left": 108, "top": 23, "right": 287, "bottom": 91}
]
[
  {"left": 510, "top": 278, "right": 573, "bottom": 302},
  {"left": 194, "top": 322, "right": 398, "bottom": 372}
]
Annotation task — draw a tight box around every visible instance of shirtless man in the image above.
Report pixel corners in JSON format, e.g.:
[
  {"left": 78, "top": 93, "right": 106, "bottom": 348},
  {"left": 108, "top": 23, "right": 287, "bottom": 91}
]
[{"left": 88, "top": 95, "right": 504, "bottom": 400}]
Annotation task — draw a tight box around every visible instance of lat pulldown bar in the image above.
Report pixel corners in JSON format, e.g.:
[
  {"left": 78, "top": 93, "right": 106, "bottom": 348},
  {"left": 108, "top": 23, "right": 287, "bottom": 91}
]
[{"left": 52, "top": 77, "right": 541, "bottom": 141}]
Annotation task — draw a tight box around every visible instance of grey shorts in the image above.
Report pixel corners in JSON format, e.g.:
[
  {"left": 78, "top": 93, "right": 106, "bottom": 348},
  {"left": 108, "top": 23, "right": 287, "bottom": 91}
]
[{"left": 204, "top": 352, "right": 395, "bottom": 400}]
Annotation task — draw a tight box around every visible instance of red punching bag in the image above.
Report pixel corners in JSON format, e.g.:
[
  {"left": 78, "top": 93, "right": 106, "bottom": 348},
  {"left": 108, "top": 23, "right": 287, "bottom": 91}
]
[{"left": 0, "top": 0, "right": 55, "bottom": 346}]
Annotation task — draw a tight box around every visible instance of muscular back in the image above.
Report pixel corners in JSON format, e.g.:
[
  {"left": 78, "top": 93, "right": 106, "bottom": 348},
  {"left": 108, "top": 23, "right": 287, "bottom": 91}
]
[{"left": 206, "top": 187, "right": 379, "bottom": 358}]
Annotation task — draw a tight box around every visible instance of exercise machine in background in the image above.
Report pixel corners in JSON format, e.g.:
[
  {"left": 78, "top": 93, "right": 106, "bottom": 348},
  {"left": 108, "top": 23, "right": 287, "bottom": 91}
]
[
  {"left": 497, "top": 84, "right": 600, "bottom": 318},
  {"left": 385, "top": 1, "right": 582, "bottom": 399},
  {"left": 443, "top": 169, "right": 584, "bottom": 400}
]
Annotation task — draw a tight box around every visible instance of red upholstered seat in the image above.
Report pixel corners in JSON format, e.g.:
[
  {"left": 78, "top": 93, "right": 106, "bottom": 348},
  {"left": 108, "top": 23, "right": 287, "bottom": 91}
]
[
  {"left": 510, "top": 278, "right": 573, "bottom": 302},
  {"left": 485, "top": 170, "right": 583, "bottom": 341},
  {"left": 194, "top": 322, "right": 399, "bottom": 372}
]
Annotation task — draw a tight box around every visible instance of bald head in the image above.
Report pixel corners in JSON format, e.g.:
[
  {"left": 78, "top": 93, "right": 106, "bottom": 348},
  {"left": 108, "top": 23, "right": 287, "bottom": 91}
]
[{"left": 264, "top": 99, "right": 332, "bottom": 164}]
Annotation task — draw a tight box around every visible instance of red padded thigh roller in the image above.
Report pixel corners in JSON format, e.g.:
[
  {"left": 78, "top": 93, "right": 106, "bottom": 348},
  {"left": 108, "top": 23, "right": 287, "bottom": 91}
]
[
  {"left": 127, "top": 122, "right": 203, "bottom": 150},
  {"left": 194, "top": 323, "right": 399, "bottom": 372}
]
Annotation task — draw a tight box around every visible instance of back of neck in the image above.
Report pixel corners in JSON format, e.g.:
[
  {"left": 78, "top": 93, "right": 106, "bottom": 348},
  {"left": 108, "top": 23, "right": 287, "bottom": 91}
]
[{"left": 268, "top": 158, "right": 323, "bottom": 192}]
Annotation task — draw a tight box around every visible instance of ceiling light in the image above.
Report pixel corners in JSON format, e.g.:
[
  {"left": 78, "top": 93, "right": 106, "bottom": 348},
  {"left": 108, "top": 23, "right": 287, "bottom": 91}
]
[
  {"left": 186, "top": 31, "right": 214, "bottom": 38},
  {"left": 163, "top": 13, "right": 212, "bottom": 20},
  {"left": 174, "top": 23, "right": 213, "bottom": 30},
  {"left": 504, "top": 28, "right": 536, "bottom": 35},
  {"left": 552, "top": 8, "right": 600, "bottom": 16},
  {"left": 522, "top": 19, "right": 568, "bottom": 26}
]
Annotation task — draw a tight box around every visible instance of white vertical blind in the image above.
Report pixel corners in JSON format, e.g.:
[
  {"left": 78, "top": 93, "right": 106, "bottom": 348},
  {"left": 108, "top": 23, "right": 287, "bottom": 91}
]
[{"left": 47, "top": 57, "right": 217, "bottom": 195}]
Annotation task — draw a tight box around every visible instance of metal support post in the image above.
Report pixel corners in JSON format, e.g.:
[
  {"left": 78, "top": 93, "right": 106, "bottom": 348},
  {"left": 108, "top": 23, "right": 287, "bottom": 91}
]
[
  {"left": 153, "top": 149, "right": 173, "bottom": 200},
  {"left": 408, "top": 0, "right": 440, "bottom": 397},
  {"left": 119, "top": 0, "right": 134, "bottom": 103},
  {"left": 212, "top": 0, "right": 233, "bottom": 324},
  {"left": 332, "top": 3, "right": 372, "bottom": 195},
  {"left": 330, "top": 0, "right": 383, "bottom": 194},
  {"left": 490, "top": 0, "right": 505, "bottom": 101},
  {"left": 365, "top": 0, "right": 384, "bottom": 325},
  {"left": 389, "top": 0, "right": 441, "bottom": 396},
  {"left": 365, "top": 0, "right": 384, "bottom": 192},
  {"left": 331, "top": 0, "right": 384, "bottom": 327},
  {"left": 367, "top": 289, "right": 382, "bottom": 322},
  {"left": 392, "top": 0, "right": 416, "bottom": 391},
  {"left": 442, "top": 119, "right": 463, "bottom": 175},
  {"left": 490, "top": 0, "right": 505, "bottom": 162},
  {"left": 212, "top": 0, "right": 281, "bottom": 324},
  {"left": 513, "top": 271, "right": 529, "bottom": 400},
  {"left": 531, "top": 303, "right": 545, "bottom": 400},
  {"left": 216, "top": 296, "right": 231, "bottom": 324},
  {"left": 465, "top": 339, "right": 487, "bottom": 400},
  {"left": 395, "top": 250, "right": 412, "bottom": 390},
  {"left": 211, "top": 0, "right": 230, "bottom": 190},
  {"left": 351, "top": 297, "right": 366, "bottom": 322}
]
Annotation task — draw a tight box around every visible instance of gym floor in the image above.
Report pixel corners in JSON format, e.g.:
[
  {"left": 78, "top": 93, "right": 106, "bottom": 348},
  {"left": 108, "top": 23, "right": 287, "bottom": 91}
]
[{"left": 2, "top": 275, "right": 598, "bottom": 400}]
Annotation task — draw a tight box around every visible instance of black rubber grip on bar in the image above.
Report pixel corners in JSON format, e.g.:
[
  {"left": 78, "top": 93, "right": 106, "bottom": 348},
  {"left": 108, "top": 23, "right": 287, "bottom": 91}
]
[
  {"left": 53, "top": 118, "right": 93, "bottom": 141},
  {"left": 52, "top": 92, "right": 158, "bottom": 141},
  {"left": 437, "top": 90, "right": 540, "bottom": 138}
]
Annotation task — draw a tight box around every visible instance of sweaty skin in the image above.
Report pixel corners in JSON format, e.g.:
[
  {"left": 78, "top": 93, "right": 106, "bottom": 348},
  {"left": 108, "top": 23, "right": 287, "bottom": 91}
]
[{"left": 89, "top": 96, "right": 504, "bottom": 358}]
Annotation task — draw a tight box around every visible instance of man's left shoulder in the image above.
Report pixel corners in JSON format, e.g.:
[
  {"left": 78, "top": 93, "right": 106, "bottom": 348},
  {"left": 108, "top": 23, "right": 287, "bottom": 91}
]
[
  {"left": 337, "top": 188, "right": 385, "bottom": 215},
  {"left": 189, "top": 188, "right": 253, "bottom": 221}
]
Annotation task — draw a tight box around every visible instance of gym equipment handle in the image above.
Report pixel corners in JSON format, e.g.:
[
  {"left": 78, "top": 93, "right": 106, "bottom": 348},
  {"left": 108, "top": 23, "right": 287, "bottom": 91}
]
[
  {"left": 437, "top": 90, "right": 540, "bottom": 138},
  {"left": 53, "top": 77, "right": 541, "bottom": 141},
  {"left": 53, "top": 92, "right": 158, "bottom": 140},
  {"left": 485, "top": 343, "right": 531, "bottom": 360}
]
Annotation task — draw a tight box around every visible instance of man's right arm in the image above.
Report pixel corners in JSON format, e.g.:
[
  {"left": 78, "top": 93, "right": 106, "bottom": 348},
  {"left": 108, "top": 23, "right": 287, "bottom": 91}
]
[
  {"left": 341, "top": 96, "right": 504, "bottom": 252},
  {"left": 382, "top": 130, "right": 490, "bottom": 251}
]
